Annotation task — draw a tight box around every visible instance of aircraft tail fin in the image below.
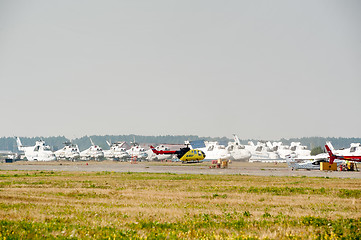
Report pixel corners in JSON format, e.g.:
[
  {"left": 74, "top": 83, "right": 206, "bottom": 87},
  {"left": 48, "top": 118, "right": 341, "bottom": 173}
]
[
  {"left": 285, "top": 155, "right": 293, "bottom": 165},
  {"left": 15, "top": 137, "right": 24, "bottom": 151},
  {"left": 150, "top": 146, "right": 159, "bottom": 154},
  {"left": 233, "top": 134, "right": 241, "bottom": 145},
  {"left": 285, "top": 155, "right": 297, "bottom": 169},
  {"left": 266, "top": 141, "right": 273, "bottom": 149},
  {"left": 325, "top": 144, "right": 336, "bottom": 164},
  {"left": 325, "top": 141, "right": 335, "bottom": 152},
  {"left": 106, "top": 140, "right": 111, "bottom": 147},
  {"left": 89, "top": 137, "right": 95, "bottom": 146}
]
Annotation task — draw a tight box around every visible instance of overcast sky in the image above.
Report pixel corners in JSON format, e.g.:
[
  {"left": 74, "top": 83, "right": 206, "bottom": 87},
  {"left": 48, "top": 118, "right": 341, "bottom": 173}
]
[{"left": 0, "top": 0, "right": 360, "bottom": 140}]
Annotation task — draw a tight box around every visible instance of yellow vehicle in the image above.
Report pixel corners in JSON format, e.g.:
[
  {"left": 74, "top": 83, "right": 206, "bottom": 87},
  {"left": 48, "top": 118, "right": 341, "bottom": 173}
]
[{"left": 150, "top": 145, "right": 205, "bottom": 163}]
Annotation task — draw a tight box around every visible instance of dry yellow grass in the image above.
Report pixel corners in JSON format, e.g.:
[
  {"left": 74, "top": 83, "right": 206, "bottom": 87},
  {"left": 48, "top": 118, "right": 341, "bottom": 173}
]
[{"left": 0, "top": 170, "right": 360, "bottom": 239}]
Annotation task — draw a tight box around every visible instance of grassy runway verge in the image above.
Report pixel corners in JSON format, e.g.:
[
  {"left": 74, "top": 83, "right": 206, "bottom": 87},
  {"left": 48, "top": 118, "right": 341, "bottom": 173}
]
[{"left": 0, "top": 170, "right": 360, "bottom": 239}]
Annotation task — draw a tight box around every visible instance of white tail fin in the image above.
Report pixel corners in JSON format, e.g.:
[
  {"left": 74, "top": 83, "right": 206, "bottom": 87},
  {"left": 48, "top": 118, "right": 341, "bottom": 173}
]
[
  {"left": 233, "top": 134, "right": 241, "bottom": 145},
  {"left": 285, "top": 155, "right": 296, "bottom": 168},
  {"left": 89, "top": 137, "right": 95, "bottom": 146},
  {"left": 248, "top": 141, "right": 255, "bottom": 146},
  {"left": 16, "top": 137, "right": 24, "bottom": 151},
  {"left": 106, "top": 140, "right": 111, "bottom": 147},
  {"left": 325, "top": 141, "right": 335, "bottom": 151},
  {"left": 266, "top": 141, "right": 273, "bottom": 149}
]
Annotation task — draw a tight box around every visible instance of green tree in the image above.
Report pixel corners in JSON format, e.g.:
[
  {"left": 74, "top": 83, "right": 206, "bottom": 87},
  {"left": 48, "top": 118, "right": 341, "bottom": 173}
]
[{"left": 310, "top": 146, "right": 325, "bottom": 156}]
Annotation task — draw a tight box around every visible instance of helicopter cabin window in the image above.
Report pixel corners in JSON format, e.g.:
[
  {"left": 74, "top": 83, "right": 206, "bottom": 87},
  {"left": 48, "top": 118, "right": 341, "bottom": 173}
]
[
  {"left": 228, "top": 146, "right": 234, "bottom": 151},
  {"left": 207, "top": 145, "right": 214, "bottom": 151},
  {"left": 255, "top": 146, "right": 262, "bottom": 152},
  {"left": 34, "top": 146, "right": 40, "bottom": 151},
  {"left": 290, "top": 146, "right": 296, "bottom": 151},
  {"left": 350, "top": 147, "right": 356, "bottom": 153}
]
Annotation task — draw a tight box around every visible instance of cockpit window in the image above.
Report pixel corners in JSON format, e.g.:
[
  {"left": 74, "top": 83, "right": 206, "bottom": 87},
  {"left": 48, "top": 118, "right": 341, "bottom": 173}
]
[{"left": 350, "top": 147, "right": 356, "bottom": 153}]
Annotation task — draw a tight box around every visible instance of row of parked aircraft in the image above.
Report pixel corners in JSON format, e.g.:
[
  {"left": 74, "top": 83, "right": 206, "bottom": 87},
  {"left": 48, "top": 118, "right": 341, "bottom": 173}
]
[
  {"left": 14, "top": 136, "right": 361, "bottom": 165},
  {"left": 15, "top": 137, "right": 146, "bottom": 162},
  {"left": 15, "top": 135, "right": 252, "bottom": 162}
]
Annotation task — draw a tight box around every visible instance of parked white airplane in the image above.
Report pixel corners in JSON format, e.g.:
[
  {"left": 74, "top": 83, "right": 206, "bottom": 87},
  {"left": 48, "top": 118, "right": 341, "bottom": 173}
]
[
  {"left": 54, "top": 141, "right": 80, "bottom": 161},
  {"left": 289, "top": 142, "right": 311, "bottom": 157},
  {"left": 244, "top": 141, "right": 280, "bottom": 160},
  {"left": 271, "top": 142, "right": 293, "bottom": 159},
  {"left": 16, "top": 137, "right": 56, "bottom": 161},
  {"left": 227, "top": 135, "right": 252, "bottom": 161},
  {"left": 146, "top": 144, "right": 173, "bottom": 161},
  {"left": 286, "top": 154, "right": 343, "bottom": 170},
  {"left": 103, "top": 141, "right": 130, "bottom": 161},
  {"left": 127, "top": 143, "right": 148, "bottom": 161},
  {"left": 189, "top": 140, "right": 231, "bottom": 161},
  {"left": 80, "top": 138, "right": 104, "bottom": 160},
  {"left": 327, "top": 141, "right": 361, "bottom": 156}
]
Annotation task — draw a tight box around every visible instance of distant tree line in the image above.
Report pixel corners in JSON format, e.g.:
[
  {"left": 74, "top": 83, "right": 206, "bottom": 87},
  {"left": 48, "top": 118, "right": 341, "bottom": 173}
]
[{"left": 1, "top": 135, "right": 360, "bottom": 152}]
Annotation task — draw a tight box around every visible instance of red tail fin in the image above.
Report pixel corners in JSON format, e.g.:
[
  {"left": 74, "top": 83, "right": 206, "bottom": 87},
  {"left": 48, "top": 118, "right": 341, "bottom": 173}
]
[
  {"left": 325, "top": 144, "right": 336, "bottom": 164},
  {"left": 150, "top": 146, "right": 158, "bottom": 154}
]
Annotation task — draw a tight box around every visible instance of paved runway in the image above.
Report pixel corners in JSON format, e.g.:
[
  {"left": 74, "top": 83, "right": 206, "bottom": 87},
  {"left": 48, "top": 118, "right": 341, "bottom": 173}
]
[{"left": 1, "top": 161, "right": 361, "bottom": 178}]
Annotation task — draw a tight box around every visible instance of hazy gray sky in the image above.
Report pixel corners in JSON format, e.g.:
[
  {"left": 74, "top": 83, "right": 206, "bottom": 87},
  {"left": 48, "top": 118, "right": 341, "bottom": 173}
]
[{"left": 0, "top": 0, "right": 360, "bottom": 140}]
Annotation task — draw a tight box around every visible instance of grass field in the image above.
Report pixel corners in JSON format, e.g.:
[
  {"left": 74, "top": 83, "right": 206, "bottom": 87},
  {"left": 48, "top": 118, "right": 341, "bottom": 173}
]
[{"left": 0, "top": 170, "right": 360, "bottom": 239}]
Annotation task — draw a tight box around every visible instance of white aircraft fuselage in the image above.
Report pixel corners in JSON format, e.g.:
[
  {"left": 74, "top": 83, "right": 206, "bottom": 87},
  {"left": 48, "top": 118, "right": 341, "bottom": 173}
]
[
  {"left": 104, "top": 142, "right": 130, "bottom": 160},
  {"left": 16, "top": 137, "right": 56, "bottom": 161},
  {"left": 286, "top": 154, "right": 343, "bottom": 170},
  {"left": 245, "top": 141, "right": 280, "bottom": 160},
  {"left": 127, "top": 145, "right": 148, "bottom": 160},
  {"left": 227, "top": 135, "right": 251, "bottom": 161},
  {"left": 80, "top": 145, "right": 104, "bottom": 160},
  {"left": 55, "top": 143, "right": 80, "bottom": 160}
]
